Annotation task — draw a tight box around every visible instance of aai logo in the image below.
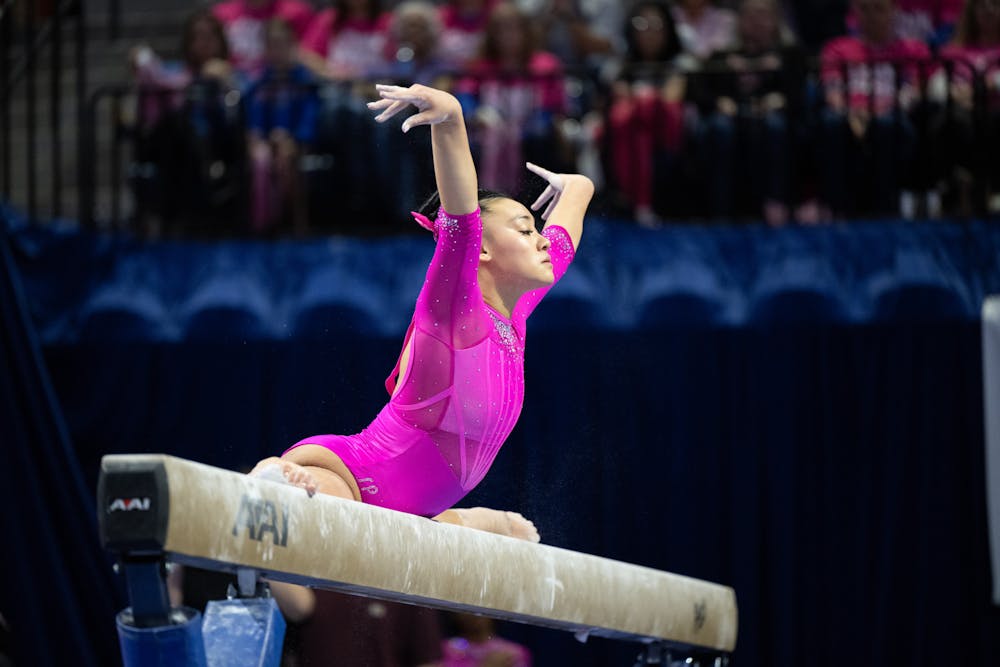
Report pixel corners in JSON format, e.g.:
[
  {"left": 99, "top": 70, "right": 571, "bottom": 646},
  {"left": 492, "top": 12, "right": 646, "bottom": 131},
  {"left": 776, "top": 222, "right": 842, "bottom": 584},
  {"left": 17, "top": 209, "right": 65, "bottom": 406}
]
[
  {"left": 232, "top": 494, "right": 289, "bottom": 547},
  {"left": 108, "top": 497, "right": 151, "bottom": 512}
]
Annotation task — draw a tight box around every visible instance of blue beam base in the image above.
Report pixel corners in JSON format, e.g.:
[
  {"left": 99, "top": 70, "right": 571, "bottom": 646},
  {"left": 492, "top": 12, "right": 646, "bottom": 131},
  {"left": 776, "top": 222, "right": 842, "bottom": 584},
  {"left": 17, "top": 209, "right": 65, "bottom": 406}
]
[{"left": 116, "top": 606, "right": 208, "bottom": 667}]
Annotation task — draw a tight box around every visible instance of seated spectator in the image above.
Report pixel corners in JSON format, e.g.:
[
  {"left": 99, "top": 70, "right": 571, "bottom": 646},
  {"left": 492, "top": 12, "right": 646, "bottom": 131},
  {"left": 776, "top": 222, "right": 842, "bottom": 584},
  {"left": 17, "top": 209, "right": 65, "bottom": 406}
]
[
  {"left": 130, "top": 11, "right": 238, "bottom": 129},
  {"left": 371, "top": 0, "right": 453, "bottom": 86},
  {"left": 599, "top": 0, "right": 689, "bottom": 226},
  {"left": 129, "top": 10, "right": 245, "bottom": 235},
  {"left": 441, "top": 613, "right": 531, "bottom": 667},
  {"left": 294, "top": 3, "right": 398, "bottom": 232},
  {"left": 819, "top": 0, "right": 930, "bottom": 217},
  {"left": 690, "top": 0, "right": 806, "bottom": 224},
  {"left": 934, "top": 0, "right": 1000, "bottom": 214},
  {"left": 304, "top": 0, "right": 450, "bottom": 233},
  {"left": 456, "top": 2, "right": 569, "bottom": 196},
  {"left": 526, "top": 0, "right": 624, "bottom": 71},
  {"left": 439, "top": 0, "right": 499, "bottom": 69},
  {"left": 212, "top": 0, "right": 314, "bottom": 79},
  {"left": 845, "top": 0, "right": 964, "bottom": 47},
  {"left": 299, "top": 0, "right": 392, "bottom": 81},
  {"left": 359, "top": 3, "right": 452, "bottom": 226},
  {"left": 672, "top": 0, "right": 738, "bottom": 61},
  {"left": 245, "top": 18, "right": 320, "bottom": 235}
]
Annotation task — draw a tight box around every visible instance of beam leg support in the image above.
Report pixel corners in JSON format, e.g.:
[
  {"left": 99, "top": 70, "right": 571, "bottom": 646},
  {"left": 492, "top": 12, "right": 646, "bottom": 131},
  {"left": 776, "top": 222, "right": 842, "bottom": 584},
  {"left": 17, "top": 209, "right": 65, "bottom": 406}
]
[
  {"left": 202, "top": 589, "right": 286, "bottom": 667},
  {"left": 115, "top": 555, "right": 207, "bottom": 667}
]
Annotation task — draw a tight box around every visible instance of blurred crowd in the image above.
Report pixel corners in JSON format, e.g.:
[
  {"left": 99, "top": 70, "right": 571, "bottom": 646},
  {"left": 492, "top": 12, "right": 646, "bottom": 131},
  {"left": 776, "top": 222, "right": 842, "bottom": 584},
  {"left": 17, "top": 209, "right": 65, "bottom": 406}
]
[{"left": 126, "top": 0, "right": 1000, "bottom": 236}]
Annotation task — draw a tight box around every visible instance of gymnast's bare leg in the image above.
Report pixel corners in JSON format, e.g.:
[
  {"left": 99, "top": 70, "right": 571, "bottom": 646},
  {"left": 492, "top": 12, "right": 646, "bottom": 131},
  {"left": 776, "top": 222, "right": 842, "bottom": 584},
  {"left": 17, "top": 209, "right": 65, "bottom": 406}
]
[{"left": 249, "top": 447, "right": 539, "bottom": 541}]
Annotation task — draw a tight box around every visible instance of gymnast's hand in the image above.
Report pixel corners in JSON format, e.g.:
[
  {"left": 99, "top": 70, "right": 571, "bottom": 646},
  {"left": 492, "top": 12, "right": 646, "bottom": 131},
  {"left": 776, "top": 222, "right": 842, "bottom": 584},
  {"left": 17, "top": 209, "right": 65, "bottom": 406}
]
[
  {"left": 526, "top": 162, "right": 566, "bottom": 220},
  {"left": 249, "top": 457, "right": 318, "bottom": 497},
  {"left": 367, "top": 83, "right": 463, "bottom": 133}
]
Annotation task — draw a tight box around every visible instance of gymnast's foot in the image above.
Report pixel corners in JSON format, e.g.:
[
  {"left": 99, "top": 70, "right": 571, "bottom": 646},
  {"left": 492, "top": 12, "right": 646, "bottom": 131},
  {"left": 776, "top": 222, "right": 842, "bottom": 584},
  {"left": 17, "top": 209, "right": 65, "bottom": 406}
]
[
  {"left": 249, "top": 457, "right": 318, "bottom": 496},
  {"left": 453, "top": 507, "right": 540, "bottom": 543}
]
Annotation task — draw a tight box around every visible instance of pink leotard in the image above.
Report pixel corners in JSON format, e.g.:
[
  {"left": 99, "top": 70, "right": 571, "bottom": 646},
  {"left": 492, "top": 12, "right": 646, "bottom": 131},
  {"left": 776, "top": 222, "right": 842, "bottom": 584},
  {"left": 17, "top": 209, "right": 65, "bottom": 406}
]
[{"left": 286, "top": 207, "right": 575, "bottom": 516}]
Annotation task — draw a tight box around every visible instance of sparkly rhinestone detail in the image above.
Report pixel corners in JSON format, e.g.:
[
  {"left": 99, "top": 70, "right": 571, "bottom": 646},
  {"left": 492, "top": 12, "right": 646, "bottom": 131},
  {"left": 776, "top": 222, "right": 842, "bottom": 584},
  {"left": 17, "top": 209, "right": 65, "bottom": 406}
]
[
  {"left": 436, "top": 208, "right": 461, "bottom": 235},
  {"left": 489, "top": 312, "right": 520, "bottom": 353},
  {"left": 546, "top": 226, "right": 575, "bottom": 258}
]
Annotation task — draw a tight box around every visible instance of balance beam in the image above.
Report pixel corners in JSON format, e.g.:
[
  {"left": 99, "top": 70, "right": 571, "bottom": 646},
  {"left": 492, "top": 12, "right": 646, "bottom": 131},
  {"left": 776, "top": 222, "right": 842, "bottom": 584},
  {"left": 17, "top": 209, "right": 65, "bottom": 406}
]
[{"left": 98, "top": 454, "right": 738, "bottom": 652}]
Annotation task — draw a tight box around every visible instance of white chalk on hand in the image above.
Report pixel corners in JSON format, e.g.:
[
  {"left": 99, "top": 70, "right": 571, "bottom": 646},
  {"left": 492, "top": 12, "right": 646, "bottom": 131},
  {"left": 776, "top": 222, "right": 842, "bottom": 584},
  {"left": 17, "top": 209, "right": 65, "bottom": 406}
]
[{"left": 254, "top": 463, "right": 289, "bottom": 485}]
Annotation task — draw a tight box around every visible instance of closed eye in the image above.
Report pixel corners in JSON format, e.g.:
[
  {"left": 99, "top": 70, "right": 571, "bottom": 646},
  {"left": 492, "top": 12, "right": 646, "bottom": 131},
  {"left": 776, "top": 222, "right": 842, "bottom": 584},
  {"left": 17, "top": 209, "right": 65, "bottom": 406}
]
[{"left": 520, "top": 230, "right": 533, "bottom": 236}]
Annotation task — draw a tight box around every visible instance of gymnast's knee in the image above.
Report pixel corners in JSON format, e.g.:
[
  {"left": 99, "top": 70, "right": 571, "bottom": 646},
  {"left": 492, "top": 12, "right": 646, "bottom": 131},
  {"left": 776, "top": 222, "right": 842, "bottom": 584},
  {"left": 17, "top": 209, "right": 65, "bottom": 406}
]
[{"left": 281, "top": 445, "right": 362, "bottom": 501}]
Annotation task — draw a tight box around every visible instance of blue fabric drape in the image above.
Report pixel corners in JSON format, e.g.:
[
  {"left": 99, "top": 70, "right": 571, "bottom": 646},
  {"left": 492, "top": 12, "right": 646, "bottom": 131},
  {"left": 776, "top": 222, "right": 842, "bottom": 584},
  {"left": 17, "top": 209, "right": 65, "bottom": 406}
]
[
  {"left": 0, "top": 213, "right": 121, "bottom": 666},
  {"left": 5, "top": 211, "right": 1000, "bottom": 666}
]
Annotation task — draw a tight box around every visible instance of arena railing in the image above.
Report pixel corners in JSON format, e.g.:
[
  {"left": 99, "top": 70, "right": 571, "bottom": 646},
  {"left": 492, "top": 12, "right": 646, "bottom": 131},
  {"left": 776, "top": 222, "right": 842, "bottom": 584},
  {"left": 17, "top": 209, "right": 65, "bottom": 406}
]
[
  {"left": 0, "top": 0, "right": 88, "bottom": 223},
  {"left": 80, "top": 57, "right": 999, "bottom": 234}
]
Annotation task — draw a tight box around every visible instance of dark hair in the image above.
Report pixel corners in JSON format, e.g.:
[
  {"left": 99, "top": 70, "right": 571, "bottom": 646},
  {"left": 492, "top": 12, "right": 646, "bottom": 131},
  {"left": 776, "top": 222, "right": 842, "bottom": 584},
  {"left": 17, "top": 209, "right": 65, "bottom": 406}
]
[
  {"left": 334, "top": 0, "right": 384, "bottom": 27},
  {"left": 480, "top": 2, "right": 539, "bottom": 67},
  {"left": 624, "top": 0, "right": 682, "bottom": 64},
  {"left": 954, "top": 0, "right": 999, "bottom": 47},
  {"left": 417, "top": 188, "right": 512, "bottom": 219},
  {"left": 182, "top": 10, "right": 229, "bottom": 71}
]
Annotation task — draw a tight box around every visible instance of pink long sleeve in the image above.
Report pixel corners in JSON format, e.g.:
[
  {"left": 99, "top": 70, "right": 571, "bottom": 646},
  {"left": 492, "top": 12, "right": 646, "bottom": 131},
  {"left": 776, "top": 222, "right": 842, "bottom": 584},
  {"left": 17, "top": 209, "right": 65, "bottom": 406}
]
[{"left": 415, "top": 208, "right": 493, "bottom": 349}]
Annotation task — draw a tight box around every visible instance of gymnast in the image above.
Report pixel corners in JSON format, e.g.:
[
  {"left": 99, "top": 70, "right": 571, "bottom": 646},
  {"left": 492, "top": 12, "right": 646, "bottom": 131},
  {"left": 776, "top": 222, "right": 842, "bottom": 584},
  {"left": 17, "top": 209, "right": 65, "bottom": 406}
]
[{"left": 250, "top": 82, "right": 594, "bottom": 542}]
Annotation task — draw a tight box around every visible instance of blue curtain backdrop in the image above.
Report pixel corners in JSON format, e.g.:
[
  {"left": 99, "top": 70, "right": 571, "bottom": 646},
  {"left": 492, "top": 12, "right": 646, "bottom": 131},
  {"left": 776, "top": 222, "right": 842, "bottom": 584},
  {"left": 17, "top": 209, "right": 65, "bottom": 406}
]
[
  {"left": 4, "top": 207, "right": 1000, "bottom": 666},
  {"left": 0, "top": 215, "right": 120, "bottom": 666}
]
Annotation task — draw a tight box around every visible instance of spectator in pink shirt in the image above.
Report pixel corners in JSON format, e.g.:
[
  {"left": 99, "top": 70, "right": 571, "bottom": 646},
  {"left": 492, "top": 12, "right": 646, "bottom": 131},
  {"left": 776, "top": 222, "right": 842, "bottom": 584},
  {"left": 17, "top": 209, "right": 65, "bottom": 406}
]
[
  {"left": 818, "top": 0, "right": 930, "bottom": 216},
  {"left": 845, "top": 0, "right": 964, "bottom": 47},
  {"left": 299, "top": 0, "right": 392, "bottom": 81},
  {"left": 211, "top": 0, "right": 314, "bottom": 79},
  {"left": 438, "top": 0, "right": 499, "bottom": 69},
  {"left": 937, "top": 0, "right": 1000, "bottom": 110},
  {"left": 821, "top": 0, "right": 929, "bottom": 115},
  {"left": 364, "top": 3, "right": 455, "bottom": 225},
  {"left": 456, "top": 2, "right": 569, "bottom": 195},
  {"left": 371, "top": 1, "right": 453, "bottom": 86}
]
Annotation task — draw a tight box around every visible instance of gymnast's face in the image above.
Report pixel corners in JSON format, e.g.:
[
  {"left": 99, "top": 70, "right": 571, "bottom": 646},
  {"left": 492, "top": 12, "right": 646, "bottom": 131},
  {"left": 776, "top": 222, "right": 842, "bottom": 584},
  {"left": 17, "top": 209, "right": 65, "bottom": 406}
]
[{"left": 480, "top": 198, "right": 554, "bottom": 291}]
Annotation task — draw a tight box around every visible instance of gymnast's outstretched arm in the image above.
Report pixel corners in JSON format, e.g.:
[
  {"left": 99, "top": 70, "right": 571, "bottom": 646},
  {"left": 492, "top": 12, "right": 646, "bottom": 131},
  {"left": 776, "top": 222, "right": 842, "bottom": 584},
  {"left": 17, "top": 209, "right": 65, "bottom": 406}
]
[
  {"left": 250, "top": 85, "right": 539, "bottom": 543},
  {"left": 368, "top": 83, "right": 478, "bottom": 216},
  {"left": 370, "top": 85, "right": 540, "bottom": 543},
  {"left": 526, "top": 162, "right": 594, "bottom": 251}
]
